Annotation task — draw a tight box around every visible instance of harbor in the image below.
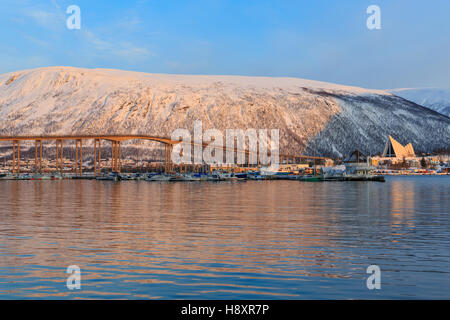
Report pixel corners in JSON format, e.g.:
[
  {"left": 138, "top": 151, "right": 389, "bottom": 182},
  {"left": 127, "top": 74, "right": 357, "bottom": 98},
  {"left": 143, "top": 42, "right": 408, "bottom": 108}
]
[{"left": 1, "top": 134, "right": 448, "bottom": 184}]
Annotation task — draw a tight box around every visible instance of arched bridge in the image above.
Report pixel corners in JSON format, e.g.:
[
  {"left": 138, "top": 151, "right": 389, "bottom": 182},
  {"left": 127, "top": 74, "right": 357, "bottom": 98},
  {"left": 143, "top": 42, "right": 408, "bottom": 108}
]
[{"left": 0, "top": 135, "right": 329, "bottom": 175}]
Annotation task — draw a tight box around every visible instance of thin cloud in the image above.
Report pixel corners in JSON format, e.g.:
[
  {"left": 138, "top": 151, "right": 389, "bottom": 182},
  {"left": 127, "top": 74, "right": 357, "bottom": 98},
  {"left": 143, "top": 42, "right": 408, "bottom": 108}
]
[
  {"left": 115, "top": 46, "right": 154, "bottom": 59},
  {"left": 81, "top": 30, "right": 155, "bottom": 60},
  {"left": 22, "top": 34, "right": 49, "bottom": 47},
  {"left": 28, "top": 10, "right": 58, "bottom": 26}
]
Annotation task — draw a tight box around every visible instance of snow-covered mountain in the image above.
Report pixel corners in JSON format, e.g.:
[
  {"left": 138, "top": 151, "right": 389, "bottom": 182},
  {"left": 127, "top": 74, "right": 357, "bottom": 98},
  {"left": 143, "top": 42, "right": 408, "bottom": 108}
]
[
  {"left": 0, "top": 67, "right": 449, "bottom": 157},
  {"left": 389, "top": 88, "right": 450, "bottom": 117}
]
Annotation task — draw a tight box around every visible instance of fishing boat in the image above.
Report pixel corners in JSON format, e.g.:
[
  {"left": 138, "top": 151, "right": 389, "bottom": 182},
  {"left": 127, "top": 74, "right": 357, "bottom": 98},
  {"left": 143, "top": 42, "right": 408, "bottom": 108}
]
[
  {"left": 129, "top": 173, "right": 144, "bottom": 180},
  {"left": 234, "top": 172, "right": 248, "bottom": 179},
  {"left": 299, "top": 164, "right": 322, "bottom": 181},
  {"left": 299, "top": 174, "right": 322, "bottom": 182},
  {"left": 210, "top": 171, "right": 244, "bottom": 181},
  {"left": 146, "top": 174, "right": 174, "bottom": 181},
  {"left": 17, "top": 174, "right": 32, "bottom": 180},
  {"left": 247, "top": 174, "right": 267, "bottom": 180},
  {"left": 181, "top": 173, "right": 204, "bottom": 181},
  {"left": 246, "top": 171, "right": 265, "bottom": 180},
  {"left": 96, "top": 172, "right": 121, "bottom": 181},
  {"left": 285, "top": 175, "right": 301, "bottom": 180},
  {"left": 216, "top": 172, "right": 238, "bottom": 181}
]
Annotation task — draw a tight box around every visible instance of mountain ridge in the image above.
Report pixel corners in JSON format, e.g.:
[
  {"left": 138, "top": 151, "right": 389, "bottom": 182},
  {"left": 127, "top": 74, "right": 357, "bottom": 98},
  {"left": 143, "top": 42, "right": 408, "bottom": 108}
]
[
  {"left": 388, "top": 88, "right": 450, "bottom": 117},
  {"left": 0, "top": 67, "right": 449, "bottom": 157}
]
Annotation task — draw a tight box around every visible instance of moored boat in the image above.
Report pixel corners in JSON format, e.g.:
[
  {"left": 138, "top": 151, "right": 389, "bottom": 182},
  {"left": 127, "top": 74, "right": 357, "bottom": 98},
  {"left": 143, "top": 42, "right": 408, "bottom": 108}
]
[
  {"left": 146, "top": 174, "right": 174, "bottom": 181},
  {"left": 96, "top": 172, "right": 121, "bottom": 181},
  {"left": 299, "top": 174, "right": 323, "bottom": 182}
]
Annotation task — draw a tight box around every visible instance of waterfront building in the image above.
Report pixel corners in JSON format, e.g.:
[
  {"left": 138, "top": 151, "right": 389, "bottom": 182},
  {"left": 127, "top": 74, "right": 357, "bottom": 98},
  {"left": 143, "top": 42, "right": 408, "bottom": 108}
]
[
  {"left": 382, "top": 135, "right": 416, "bottom": 158},
  {"left": 343, "top": 150, "right": 375, "bottom": 175}
]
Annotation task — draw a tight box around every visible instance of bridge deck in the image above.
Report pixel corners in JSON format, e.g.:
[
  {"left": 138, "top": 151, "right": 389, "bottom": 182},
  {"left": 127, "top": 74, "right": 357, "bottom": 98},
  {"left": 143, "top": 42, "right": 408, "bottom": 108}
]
[{"left": 0, "top": 135, "right": 328, "bottom": 160}]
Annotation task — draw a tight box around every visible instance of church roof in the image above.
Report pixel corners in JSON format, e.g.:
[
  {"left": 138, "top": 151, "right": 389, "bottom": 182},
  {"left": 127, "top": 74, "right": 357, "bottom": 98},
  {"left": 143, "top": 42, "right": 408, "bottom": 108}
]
[{"left": 382, "top": 136, "right": 416, "bottom": 158}]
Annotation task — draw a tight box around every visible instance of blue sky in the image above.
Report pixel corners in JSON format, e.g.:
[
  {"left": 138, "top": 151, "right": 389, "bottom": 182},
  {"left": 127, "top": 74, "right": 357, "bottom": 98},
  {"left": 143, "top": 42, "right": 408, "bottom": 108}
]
[{"left": 0, "top": 0, "right": 449, "bottom": 89}]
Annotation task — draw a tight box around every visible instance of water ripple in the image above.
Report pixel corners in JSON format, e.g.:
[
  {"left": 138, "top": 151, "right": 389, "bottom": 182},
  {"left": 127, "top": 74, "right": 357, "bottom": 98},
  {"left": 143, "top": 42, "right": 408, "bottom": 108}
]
[{"left": 0, "top": 176, "right": 449, "bottom": 299}]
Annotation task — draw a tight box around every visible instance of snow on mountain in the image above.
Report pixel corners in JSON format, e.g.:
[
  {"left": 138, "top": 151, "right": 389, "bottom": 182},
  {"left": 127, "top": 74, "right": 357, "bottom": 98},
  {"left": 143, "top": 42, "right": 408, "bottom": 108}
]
[
  {"left": 0, "top": 67, "right": 449, "bottom": 158},
  {"left": 389, "top": 88, "right": 450, "bottom": 117}
]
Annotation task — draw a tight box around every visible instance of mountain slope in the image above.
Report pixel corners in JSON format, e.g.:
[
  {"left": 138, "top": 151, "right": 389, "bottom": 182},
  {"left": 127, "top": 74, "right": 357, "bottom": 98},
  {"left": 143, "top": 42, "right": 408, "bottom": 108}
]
[
  {"left": 0, "top": 67, "right": 449, "bottom": 157},
  {"left": 389, "top": 88, "right": 450, "bottom": 117}
]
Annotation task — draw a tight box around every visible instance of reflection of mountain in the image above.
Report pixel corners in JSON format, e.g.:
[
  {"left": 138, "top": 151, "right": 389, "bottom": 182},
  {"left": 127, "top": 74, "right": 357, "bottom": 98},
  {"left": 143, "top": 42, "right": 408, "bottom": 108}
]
[
  {"left": 1, "top": 67, "right": 449, "bottom": 158},
  {"left": 389, "top": 88, "right": 450, "bottom": 117},
  {"left": 1, "top": 178, "right": 449, "bottom": 298},
  {"left": 0, "top": 181, "right": 346, "bottom": 282}
]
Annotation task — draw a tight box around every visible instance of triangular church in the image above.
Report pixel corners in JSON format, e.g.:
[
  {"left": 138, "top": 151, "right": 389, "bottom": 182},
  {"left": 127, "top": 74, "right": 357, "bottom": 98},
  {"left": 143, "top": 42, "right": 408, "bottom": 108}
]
[{"left": 382, "top": 136, "right": 416, "bottom": 158}]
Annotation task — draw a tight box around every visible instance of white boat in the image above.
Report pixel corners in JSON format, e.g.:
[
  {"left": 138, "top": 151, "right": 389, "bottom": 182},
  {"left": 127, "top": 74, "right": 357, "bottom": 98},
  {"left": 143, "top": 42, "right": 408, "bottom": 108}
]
[
  {"left": 181, "top": 173, "right": 203, "bottom": 181},
  {"left": 210, "top": 171, "right": 240, "bottom": 181},
  {"left": 17, "top": 174, "right": 32, "bottom": 180},
  {"left": 248, "top": 174, "right": 267, "bottom": 180},
  {"left": 146, "top": 174, "right": 174, "bottom": 181}
]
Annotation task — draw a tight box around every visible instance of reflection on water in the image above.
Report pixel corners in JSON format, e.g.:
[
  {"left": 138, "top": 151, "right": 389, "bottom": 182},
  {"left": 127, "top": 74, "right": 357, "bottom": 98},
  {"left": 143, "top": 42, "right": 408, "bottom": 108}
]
[{"left": 0, "top": 177, "right": 449, "bottom": 299}]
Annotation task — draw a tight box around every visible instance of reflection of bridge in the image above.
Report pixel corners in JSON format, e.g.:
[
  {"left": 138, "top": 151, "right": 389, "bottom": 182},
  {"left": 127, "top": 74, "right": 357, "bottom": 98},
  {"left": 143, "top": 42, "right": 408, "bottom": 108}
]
[{"left": 0, "top": 135, "right": 328, "bottom": 175}]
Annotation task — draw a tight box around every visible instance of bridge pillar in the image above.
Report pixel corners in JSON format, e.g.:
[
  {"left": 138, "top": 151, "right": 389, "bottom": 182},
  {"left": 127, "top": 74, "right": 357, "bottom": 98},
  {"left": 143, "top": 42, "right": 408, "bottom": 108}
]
[
  {"left": 35, "top": 140, "right": 38, "bottom": 172},
  {"left": 74, "top": 139, "right": 83, "bottom": 176},
  {"left": 164, "top": 144, "right": 173, "bottom": 173},
  {"left": 94, "top": 139, "right": 99, "bottom": 176},
  {"left": 40, "top": 140, "right": 43, "bottom": 173},
  {"left": 60, "top": 140, "right": 63, "bottom": 173},
  {"left": 110, "top": 140, "right": 121, "bottom": 173},
  {"left": 75, "top": 140, "right": 78, "bottom": 175},
  {"left": 12, "top": 140, "right": 16, "bottom": 175},
  {"left": 118, "top": 141, "right": 122, "bottom": 173},
  {"left": 55, "top": 140, "right": 58, "bottom": 172},
  {"left": 56, "top": 139, "right": 63, "bottom": 174},
  {"left": 11, "top": 140, "right": 21, "bottom": 175},
  {"left": 80, "top": 140, "right": 83, "bottom": 176},
  {"left": 99, "top": 139, "right": 102, "bottom": 174},
  {"left": 112, "top": 141, "right": 115, "bottom": 172},
  {"left": 164, "top": 144, "right": 167, "bottom": 173},
  {"left": 75, "top": 140, "right": 78, "bottom": 174},
  {"left": 18, "top": 141, "right": 20, "bottom": 174},
  {"left": 170, "top": 145, "right": 173, "bottom": 172},
  {"left": 12, "top": 141, "right": 15, "bottom": 174},
  {"left": 111, "top": 141, "right": 116, "bottom": 172}
]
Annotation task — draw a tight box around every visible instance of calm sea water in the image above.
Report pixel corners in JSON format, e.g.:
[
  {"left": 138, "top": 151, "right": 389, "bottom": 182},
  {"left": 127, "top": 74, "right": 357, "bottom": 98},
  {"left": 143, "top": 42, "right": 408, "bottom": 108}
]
[{"left": 0, "top": 176, "right": 448, "bottom": 299}]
